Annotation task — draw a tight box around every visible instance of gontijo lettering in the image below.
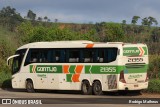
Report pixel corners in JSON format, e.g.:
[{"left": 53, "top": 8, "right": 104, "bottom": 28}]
[
  {"left": 123, "top": 50, "right": 139, "bottom": 54},
  {"left": 37, "top": 67, "right": 57, "bottom": 72},
  {"left": 30, "top": 65, "right": 61, "bottom": 73}
]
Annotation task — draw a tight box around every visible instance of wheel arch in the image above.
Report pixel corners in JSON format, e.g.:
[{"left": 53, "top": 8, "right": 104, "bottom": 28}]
[
  {"left": 26, "top": 78, "right": 34, "bottom": 87},
  {"left": 92, "top": 79, "right": 103, "bottom": 89},
  {"left": 81, "top": 79, "right": 91, "bottom": 86}
]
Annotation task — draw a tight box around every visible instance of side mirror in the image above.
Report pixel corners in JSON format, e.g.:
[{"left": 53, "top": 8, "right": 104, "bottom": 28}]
[
  {"left": 7, "top": 54, "right": 19, "bottom": 66},
  {"left": 7, "top": 57, "right": 11, "bottom": 66}
]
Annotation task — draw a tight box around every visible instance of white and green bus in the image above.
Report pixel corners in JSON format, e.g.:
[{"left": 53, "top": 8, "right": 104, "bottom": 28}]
[{"left": 7, "top": 40, "right": 149, "bottom": 95}]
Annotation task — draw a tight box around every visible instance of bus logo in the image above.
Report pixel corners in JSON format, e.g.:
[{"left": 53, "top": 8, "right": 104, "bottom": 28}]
[
  {"left": 123, "top": 47, "right": 147, "bottom": 56},
  {"left": 30, "top": 65, "right": 58, "bottom": 73}
]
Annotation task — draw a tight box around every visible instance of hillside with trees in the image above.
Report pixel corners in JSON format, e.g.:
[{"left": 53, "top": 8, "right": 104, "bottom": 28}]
[{"left": 0, "top": 6, "right": 160, "bottom": 92}]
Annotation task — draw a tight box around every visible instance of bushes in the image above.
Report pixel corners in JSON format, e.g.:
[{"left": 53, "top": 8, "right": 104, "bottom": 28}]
[
  {"left": 17, "top": 21, "right": 99, "bottom": 43},
  {"left": 145, "top": 55, "right": 160, "bottom": 93},
  {"left": 103, "top": 22, "right": 125, "bottom": 42},
  {"left": 145, "top": 79, "right": 160, "bottom": 93},
  {"left": 0, "top": 70, "right": 11, "bottom": 88},
  {"left": 148, "top": 55, "right": 160, "bottom": 79},
  {"left": 0, "top": 26, "right": 16, "bottom": 88}
]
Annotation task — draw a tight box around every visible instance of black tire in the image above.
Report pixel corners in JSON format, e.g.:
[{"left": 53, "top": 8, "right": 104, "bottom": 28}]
[
  {"left": 92, "top": 81, "right": 102, "bottom": 95},
  {"left": 26, "top": 80, "right": 35, "bottom": 93},
  {"left": 81, "top": 81, "right": 92, "bottom": 95}
]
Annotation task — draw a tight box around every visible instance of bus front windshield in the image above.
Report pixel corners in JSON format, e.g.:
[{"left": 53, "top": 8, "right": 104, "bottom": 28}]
[{"left": 12, "top": 49, "right": 27, "bottom": 75}]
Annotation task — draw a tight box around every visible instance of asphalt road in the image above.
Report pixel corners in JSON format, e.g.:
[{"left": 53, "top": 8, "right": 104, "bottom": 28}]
[{"left": 0, "top": 88, "right": 160, "bottom": 107}]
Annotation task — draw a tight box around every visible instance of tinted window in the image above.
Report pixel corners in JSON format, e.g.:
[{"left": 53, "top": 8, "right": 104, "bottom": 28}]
[
  {"left": 106, "top": 48, "right": 118, "bottom": 63},
  {"left": 24, "top": 49, "right": 51, "bottom": 65},
  {"left": 24, "top": 48, "right": 118, "bottom": 65},
  {"left": 83, "top": 49, "right": 94, "bottom": 63},
  {"left": 68, "top": 50, "right": 80, "bottom": 63},
  {"left": 97, "top": 49, "right": 105, "bottom": 63},
  {"left": 12, "top": 49, "right": 27, "bottom": 74}
]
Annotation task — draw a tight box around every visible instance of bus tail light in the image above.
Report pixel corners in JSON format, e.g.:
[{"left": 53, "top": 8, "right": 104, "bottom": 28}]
[
  {"left": 145, "top": 72, "right": 149, "bottom": 82},
  {"left": 119, "top": 71, "right": 126, "bottom": 83}
]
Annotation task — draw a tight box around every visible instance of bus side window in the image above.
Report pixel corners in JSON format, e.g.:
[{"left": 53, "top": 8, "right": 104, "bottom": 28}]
[
  {"left": 105, "top": 48, "right": 118, "bottom": 63},
  {"left": 98, "top": 49, "right": 104, "bottom": 63},
  {"left": 83, "top": 49, "right": 93, "bottom": 63},
  {"left": 39, "top": 50, "right": 49, "bottom": 63},
  {"left": 55, "top": 50, "right": 60, "bottom": 62},
  {"left": 24, "top": 49, "right": 38, "bottom": 66},
  {"left": 24, "top": 49, "right": 51, "bottom": 65},
  {"left": 68, "top": 50, "right": 80, "bottom": 63},
  {"left": 30, "top": 50, "right": 39, "bottom": 63}
]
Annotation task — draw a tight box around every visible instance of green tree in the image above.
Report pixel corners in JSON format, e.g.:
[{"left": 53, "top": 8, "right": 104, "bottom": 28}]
[
  {"left": 0, "top": 6, "right": 23, "bottom": 31},
  {"left": 27, "top": 10, "right": 36, "bottom": 20},
  {"left": 37, "top": 17, "right": 42, "bottom": 21},
  {"left": 44, "top": 16, "right": 48, "bottom": 22},
  {"left": 122, "top": 20, "right": 126, "bottom": 25},
  {"left": 142, "top": 16, "right": 158, "bottom": 27},
  {"left": 17, "top": 21, "right": 34, "bottom": 43},
  {"left": 104, "top": 22, "right": 125, "bottom": 42},
  {"left": 148, "top": 16, "right": 158, "bottom": 26},
  {"left": 142, "top": 17, "right": 149, "bottom": 26},
  {"left": 131, "top": 16, "right": 140, "bottom": 25}
]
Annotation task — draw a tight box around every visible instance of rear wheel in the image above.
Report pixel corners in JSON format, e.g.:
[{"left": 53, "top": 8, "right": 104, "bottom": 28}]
[
  {"left": 81, "top": 81, "right": 92, "bottom": 95},
  {"left": 92, "top": 81, "right": 102, "bottom": 95},
  {"left": 26, "top": 80, "right": 35, "bottom": 93}
]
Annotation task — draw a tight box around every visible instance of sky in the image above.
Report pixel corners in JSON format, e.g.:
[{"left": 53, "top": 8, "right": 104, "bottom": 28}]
[{"left": 0, "top": 0, "right": 160, "bottom": 24}]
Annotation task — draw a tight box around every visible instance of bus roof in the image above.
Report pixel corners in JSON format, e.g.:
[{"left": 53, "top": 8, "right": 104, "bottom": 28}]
[{"left": 17, "top": 40, "right": 147, "bottom": 50}]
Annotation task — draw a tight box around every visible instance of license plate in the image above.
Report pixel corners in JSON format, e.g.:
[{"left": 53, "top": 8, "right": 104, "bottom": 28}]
[{"left": 134, "top": 85, "right": 138, "bottom": 87}]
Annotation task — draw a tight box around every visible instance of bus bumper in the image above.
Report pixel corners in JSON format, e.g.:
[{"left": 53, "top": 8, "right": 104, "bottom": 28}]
[{"left": 118, "top": 82, "right": 148, "bottom": 90}]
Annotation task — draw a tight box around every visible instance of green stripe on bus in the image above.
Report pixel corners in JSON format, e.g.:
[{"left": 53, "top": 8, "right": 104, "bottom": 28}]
[
  {"left": 66, "top": 74, "right": 72, "bottom": 82},
  {"left": 30, "top": 65, "right": 33, "bottom": 73},
  {"left": 85, "top": 65, "right": 147, "bottom": 74},
  {"left": 30, "top": 65, "right": 148, "bottom": 74},
  {"left": 85, "top": 65, "right": 124, "bottom": 74},
  {"left": 69, "top": 65, "right": 75, "bottom": 73},
  {"left": 85, "top": 65, "right": 91, "bottom": 73}
]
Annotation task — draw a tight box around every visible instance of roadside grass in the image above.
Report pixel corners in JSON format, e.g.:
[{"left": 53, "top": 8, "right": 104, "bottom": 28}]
[
  {"left": 0, "top": 71, "right": 12, "bottom": 88},
  {"left": 0, "top": 26, "right": 15, "bottom": 89},
  {"left": 143, "top": 79, "right": 160, "bottom": 93},
  {"left": 148, "top": 55, "right": 160, "bottom": 79}
]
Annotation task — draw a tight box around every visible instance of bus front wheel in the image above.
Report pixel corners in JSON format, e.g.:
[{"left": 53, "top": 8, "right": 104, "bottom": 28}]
[
  {"left": 26, "top": 80, "right": 35, "bottom": 93},
  {"left": 81, "top": 80, "right": 92, "bottom": 95},
  {"left": 92, "top": 81, "right": 102, "bottom": 95}
]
